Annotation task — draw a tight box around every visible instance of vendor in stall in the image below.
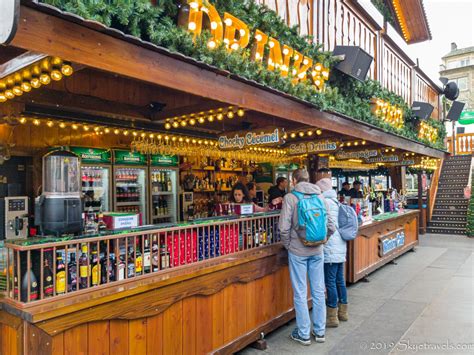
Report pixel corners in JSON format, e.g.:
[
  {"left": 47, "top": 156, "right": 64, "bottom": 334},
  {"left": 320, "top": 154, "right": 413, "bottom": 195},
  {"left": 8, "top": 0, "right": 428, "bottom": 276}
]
[
  {"left": 246, "top": 182, "right": 260, "bottom": 205},
  {"left": 231, "top": 182, "right": 267, "bottom": 212},
  {"left": 349, "top": 181, "right": 364, "bottom": 199},
  {"left": 268, "top": 177, "right": 288, "bottom": 207},
  {"left": 338, "top": 182, "right": 351, "bottom": 197}
]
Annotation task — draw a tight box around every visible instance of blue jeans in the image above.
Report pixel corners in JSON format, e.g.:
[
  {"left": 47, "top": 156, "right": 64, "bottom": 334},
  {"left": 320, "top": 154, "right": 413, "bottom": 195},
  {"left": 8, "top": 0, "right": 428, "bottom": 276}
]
[
  {"left": 288, "top": 252, "right": 326, "bottom": 339},
  {"left": 324, "top": 262, "right": 348, "bottom": 308}
]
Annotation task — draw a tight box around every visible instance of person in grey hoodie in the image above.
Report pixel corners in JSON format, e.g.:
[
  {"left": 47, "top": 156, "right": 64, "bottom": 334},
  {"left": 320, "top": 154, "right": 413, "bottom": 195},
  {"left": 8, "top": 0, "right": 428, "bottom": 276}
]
[
  {"left": 279, "top": 168, "right": 336, "bottom": 346},
  {"left": 316, "top": 178, "right": 348, "bottom": 328}
]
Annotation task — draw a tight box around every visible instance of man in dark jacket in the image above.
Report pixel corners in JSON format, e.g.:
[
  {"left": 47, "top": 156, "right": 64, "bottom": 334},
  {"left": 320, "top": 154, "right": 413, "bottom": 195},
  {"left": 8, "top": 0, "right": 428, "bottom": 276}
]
[
  {"left": 268, "top": 177, "right": 288, "bottom": 205},
  {"left": 279, "top": 169, "right": 336, "bottom": 346}
]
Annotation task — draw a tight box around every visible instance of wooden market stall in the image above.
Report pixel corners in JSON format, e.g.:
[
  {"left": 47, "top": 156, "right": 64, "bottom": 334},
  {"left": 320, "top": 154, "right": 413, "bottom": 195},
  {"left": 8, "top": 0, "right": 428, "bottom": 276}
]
[{"left": 0, "top": 1, "right": 445, "bottom": 354}]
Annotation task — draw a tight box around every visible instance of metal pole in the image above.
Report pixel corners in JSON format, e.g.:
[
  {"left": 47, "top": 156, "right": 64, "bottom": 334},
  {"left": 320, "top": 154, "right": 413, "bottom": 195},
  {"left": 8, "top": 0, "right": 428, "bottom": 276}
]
[{"left": 452, "top": 120, "right": 456, "bottom": 155}]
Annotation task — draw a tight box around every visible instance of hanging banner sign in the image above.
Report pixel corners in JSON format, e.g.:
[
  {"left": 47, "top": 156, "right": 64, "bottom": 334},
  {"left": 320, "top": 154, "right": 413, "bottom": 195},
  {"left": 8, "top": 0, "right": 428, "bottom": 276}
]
[
  {"left": 288, "top": 140, "right": 338, "bottom": 156},
  {"left": 150, "top": 154, "right": 179, "bottom": 167},
  {"left": 218, "top": 128, "right": 280, "bottom": 150},
  {"left": 114, "top": 150, "right": 147, "bottom": 165},
  {"left": 386, "top": 159, "right": 415, "bottom": 166},
  {"left": 365, "top": 155, "right": 399, "bottom": 163},
  {"left": 335, "top": 149, "right": 378, "bottom": 160},
  {"left": 0, "top": 0, "right": 19, "bottom": 45},
  {"left": 70, "top": 147, "right": 112, "bottom": 164}
]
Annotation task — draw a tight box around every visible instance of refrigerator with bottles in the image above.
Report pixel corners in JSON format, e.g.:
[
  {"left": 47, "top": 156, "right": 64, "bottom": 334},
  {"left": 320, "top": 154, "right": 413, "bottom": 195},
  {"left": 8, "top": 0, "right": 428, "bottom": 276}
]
[
  {"left": 71, "top": 147, "right": 112, "bottom": 213},
  {"left": 113, "top": 150, "right": 149, "bottom": 225},
  {"left": 149, "top": 154, "right": 179, "bottom": 224}
]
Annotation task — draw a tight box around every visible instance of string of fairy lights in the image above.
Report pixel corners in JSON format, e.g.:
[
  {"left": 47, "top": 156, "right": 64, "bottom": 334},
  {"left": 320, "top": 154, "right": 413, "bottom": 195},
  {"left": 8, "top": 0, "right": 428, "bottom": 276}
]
[
  {"left": 164, "top": 106, "right": 245, "bottom": 129},
  {"left": 4, "top": 117, "right": 439, "bottom": 168},
  {"left": 0, "top": 57, "right": 73, "bottom": 103}
]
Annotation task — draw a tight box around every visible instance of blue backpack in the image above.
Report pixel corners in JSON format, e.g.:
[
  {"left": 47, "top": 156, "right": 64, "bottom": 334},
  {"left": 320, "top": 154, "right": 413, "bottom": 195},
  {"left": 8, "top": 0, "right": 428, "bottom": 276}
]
[
  {"left": 337, "top": 202, "right": 359, "bottom": 241},
  {"left": 292, "top": 191, "right": 328, "bottom": 246}
]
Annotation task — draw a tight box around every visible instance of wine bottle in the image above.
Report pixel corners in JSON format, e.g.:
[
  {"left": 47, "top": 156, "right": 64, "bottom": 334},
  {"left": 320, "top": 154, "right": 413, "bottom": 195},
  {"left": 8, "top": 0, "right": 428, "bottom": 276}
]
[
  {"left": 79, "top": 244, "right": 89, "bottom": 289},
  {"left": 91, "top": 251, "right": 101, "bottom": 286},
  {"left": 43, "top": 259, "right": 54, "bottom": 298},
  {"left": 21, "top": 268, "right": 38, "bottom": 302},
  {"left": 68, "top": 254, "right": 77, "bottom": 292},
  {"left": 143, "top": 238, "right": 151, "bottom": 274}
]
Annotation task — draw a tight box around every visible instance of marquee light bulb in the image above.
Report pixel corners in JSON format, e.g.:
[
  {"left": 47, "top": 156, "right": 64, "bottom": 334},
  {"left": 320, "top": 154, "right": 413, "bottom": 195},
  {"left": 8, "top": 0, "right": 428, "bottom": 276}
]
[
  {"left": 188, "top": 22, "right": 197, "bottom": 31},
  {"left": 21, "top": 82, "right": 32, "bottom": 93},
  {"left": 50, "top": 70, "right": 63, "bottom": 81},
  {"left": 165, "top": 122, "right": 171, "bottom": 130},
  {"left": 217, "top": 113, "right": 224, "bottom": 121},
  {"left": 39, "top": 74, "right": 51, "bottom": 85},
  {"left": 224, "top": 18, "right": 232, "bottom": 27},
  {"left": 211, "top": 21, "right": 218, "bottom": 30},
  {"left": 46, "top": 121, "right": 54, "bottom": 128},
  {"left": 61, "top": 64, "right": 73, "bottom": 76},
  {"left": 12, "top": 86, "right": 23, "bottom": 96},
  {"left": 59, "top": 122, "right": 66, "bottom": 128},
  {"left": 189, "top": 118, "right": 196, "bottom": 125},
  {"left": 227, "top": 111, "right": 234, "bottom": 119},
  {"left": 4, "top": 90, "right": 14, "bottom": 99},
  {"left": 208, "top": 40, "right": 216, "bottom": 49},
  {"left": 72, "top": 124, "right": 78, "bottom": 130},
  {"left": 237, "top": 109, "right": 245, "bottom": 117},
  {"left": 30, "top": 78, "right": 41, "bottom": 89}
]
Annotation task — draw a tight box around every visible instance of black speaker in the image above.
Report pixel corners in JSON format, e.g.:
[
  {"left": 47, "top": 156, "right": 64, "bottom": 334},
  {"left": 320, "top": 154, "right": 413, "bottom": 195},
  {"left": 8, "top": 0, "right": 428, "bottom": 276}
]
[
  {"left": 332, "top": 46, "right": 373, "bottom": 81},
  {"left": 447, "top": 101, "right": 465, "bottom": 121},
  {"left": 411, "top": 101, "right": 434, "bottom": 120}
]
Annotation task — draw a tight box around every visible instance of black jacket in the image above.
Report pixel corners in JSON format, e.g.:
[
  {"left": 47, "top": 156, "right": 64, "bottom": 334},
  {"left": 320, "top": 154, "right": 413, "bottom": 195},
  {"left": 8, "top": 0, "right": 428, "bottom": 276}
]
[{"left": 268, "top": 185, "right": 286, "bottom": 202}]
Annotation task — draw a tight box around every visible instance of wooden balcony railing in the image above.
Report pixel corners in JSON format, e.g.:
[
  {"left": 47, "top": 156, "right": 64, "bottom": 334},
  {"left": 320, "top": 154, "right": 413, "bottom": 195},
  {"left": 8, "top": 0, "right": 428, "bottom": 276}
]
[
  {"left": 3, "top": 213, "right": 280, "bottom": 305},
  {"left": 253, "top": 0, "right": 441, "bottom": 118},
  {"left": 447, "top": 134, "right": 474, "bottom": 155}
]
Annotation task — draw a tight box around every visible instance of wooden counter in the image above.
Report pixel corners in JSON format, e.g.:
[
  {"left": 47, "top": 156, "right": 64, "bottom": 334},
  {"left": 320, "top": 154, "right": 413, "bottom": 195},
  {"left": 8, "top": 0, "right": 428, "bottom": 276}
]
[{"left": 346, "top": 210, "right": 419, "bottom": 283}]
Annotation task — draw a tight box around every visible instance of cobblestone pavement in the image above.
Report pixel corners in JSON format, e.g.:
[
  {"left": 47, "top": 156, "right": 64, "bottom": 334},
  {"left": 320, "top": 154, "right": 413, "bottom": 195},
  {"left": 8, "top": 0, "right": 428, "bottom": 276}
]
[{"left": 239, "top": 234, "right": 474, "bottom": 355}]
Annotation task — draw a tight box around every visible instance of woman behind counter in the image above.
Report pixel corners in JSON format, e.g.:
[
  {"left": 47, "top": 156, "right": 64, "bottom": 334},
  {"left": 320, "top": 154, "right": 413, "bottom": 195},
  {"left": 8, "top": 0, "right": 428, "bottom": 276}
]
[{"left": 230, "top": 182, "right": 268, "bottom": 213}]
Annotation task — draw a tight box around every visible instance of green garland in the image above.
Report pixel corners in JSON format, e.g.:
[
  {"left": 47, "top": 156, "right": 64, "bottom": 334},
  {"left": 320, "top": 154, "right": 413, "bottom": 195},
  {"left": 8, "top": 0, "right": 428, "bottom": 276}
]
[
  {"left": 370, "top": 0, "right": 396, "bottom": 27},
  {"left": 39, "top": 0, "right": 445, "bottom": 150},
  {"left": 467, "top": 173, "right": 474, "bottom": 237}
]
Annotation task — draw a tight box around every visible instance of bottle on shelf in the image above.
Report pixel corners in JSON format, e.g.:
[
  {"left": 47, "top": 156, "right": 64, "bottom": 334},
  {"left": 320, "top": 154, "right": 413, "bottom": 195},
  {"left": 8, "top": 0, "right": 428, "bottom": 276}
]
[
  {"left": 127, "top": 246, "right": 135, "bottom": 278},
  {"left": 160, "top": 244, "right": 170, "bottom": 270},
  {"left": 21, "top": 268, "right": 38, "bottom": 302},
  {"left": 135, "top": 242, "right": 143, "bottom": 276},
  {"left": 56, "top": 254, "right": 66, "bottom": 295},
  {"left": 68, "top": 253, "right": 77, "bottom": 292},
  {"left": 79, "top": 244, "right": 89, "bottom": 289},
  {"left": 43, "top": 258, "right": 54, "bottom": 298},
  {"left": 143, "top": 238, "right": 151, "bottom": 274},
  {"left": 152, "top": 239, "right": 159, "bottom": 272},
  {"left": 117, "top": 255, "right": 126, "bottom": 281},
  {"left": 91, "top": 250, "right": 101, "bottom": 286}
]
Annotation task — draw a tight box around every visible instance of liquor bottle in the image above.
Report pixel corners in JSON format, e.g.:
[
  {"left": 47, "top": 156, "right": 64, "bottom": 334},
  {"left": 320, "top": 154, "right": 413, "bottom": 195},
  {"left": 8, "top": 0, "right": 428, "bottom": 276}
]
[
  {"left": 97, "top": 211, "right": 107, "bottom": 233},
  {"left": 21, "top": 268, "right": 38, "bottom": 302},
  {"left": 127, "top": 247, "right": 135, "bottom": 278},
  {"left": 43, "top": 258, "right": 54, "bottom": 298},
  {"left": 151, "top": 242, "right": 159, "bottom": 272},
  {"left": 117, "top": 255, "right": 126, "bottom": 281},
  {"left": 167, "top": 174, "right": 172, "bottom": 192},
  {"left": 160, "top": 244, "right": 170, "bottom": 269},
  {"left": 56, "top": 255, "right": 66, "bottom": 295},
  {"left": 91, "top": 251, "right": 101, "bottom": 286},
  {"left": 79, "top": 244, "right": 89, "bottom": 289},
  {"left": 68, "top": 254, "right": 77, "bottom": 292},
  {"left": 135, "top": 243, "right": 143, "bottom": 276},
  {"left": 143, "top": 238, "right": 151, "bottom": 274}
]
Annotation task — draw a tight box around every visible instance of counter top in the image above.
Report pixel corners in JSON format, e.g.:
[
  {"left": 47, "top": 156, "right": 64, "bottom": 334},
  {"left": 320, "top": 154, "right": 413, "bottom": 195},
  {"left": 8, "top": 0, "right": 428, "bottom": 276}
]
[
  {"left": 6, "top": 211, "right": 281, "bottom": 247},
  {"left": 359, "top": 210, "right": 419, "bottom": 231}
]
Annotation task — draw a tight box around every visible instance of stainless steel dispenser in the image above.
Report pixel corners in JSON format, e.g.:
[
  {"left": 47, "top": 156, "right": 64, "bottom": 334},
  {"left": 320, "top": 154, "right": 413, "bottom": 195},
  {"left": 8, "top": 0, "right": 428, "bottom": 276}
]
[{"left": 35, "top": 150, "right": 82, "bottom": 236}]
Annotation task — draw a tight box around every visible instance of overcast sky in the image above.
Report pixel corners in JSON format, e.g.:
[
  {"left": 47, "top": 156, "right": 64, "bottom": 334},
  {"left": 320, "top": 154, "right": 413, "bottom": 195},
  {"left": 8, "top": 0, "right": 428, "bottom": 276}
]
[{"left": 406, "top": 0, "right": 474, "bottom": 83}]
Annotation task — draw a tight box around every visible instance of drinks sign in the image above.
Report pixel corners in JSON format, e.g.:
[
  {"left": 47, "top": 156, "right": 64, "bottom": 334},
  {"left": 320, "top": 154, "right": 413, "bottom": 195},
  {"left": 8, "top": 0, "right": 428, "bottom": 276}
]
[
  {"left": 335, "top": 149, "right": 378, "bottom": 160},
  {"left": 288, "top": 140, "right": 338, "bottom": 156},
  {"left": 379, "top": 229, "right": 405, "bottom": 257},
  {"left": 366, "top": 155, "right": 399, "bottom": 163},
  {"left": 187, "top": 1, "right": 330, "bottom": 90},
  {"left": 114, "top": 150, "right": 147, "bottom": 165},
  {"left": 218, "top": 129, "right": 280, "bottom": 149},
  {"left": 70, "top": 147, "right": 112, "bottom": 164},
  {"left": 150, "top": 154, "right": 179, "bottom": 167},
  {"left": 0, "top": 0, "right": 19, "bottom": 45}
]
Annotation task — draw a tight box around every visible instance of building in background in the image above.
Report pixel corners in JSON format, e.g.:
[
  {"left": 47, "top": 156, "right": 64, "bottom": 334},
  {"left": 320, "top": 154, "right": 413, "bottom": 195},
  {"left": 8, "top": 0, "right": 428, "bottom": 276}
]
[{"left": 440, "top": 43, "right": 474, "bottom": 141}]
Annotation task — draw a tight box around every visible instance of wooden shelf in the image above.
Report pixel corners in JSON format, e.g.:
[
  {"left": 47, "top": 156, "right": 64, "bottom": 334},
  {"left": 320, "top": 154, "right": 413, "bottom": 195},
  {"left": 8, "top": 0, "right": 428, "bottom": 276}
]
[
  {"left": 151, "top": 192, "right": 174, "bottom": 196},
  {"left": 116, "top": 201, "right": 141, "bottom": 206}
]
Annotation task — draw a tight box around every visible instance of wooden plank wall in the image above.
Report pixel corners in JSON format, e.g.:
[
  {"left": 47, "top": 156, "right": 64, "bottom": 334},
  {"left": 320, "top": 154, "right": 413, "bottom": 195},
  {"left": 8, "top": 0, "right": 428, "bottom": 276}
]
[
  {"left": 0, "top": 324, "right": 21, "bottom": 355},
  {"left": 46, "top": 266, "right": 292, "bottom": 355}
]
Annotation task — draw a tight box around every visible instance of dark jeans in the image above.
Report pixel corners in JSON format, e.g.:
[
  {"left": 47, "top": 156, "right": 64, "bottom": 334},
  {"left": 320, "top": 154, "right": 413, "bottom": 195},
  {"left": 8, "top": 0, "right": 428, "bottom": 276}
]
[{"left": 324, "top": 262, "right": 348, "bottom": 308}]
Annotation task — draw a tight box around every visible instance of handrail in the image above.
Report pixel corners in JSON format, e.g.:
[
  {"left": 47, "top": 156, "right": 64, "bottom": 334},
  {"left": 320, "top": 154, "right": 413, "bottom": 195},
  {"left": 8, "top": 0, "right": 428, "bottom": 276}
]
[
  {"left": 428, "top": 159, "right": 442, "bottom": 222},
  {"left": 3, "top": 214, "right": 280, "bottom": 305},
  {"left": 448, "top": 133, "right": 474, "bottom": 155}
]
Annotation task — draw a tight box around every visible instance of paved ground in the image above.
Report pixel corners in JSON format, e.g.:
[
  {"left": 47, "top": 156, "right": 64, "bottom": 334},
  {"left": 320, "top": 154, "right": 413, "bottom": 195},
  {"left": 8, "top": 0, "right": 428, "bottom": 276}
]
[{"left": 239, "top": 234, "right": 474, "bottom": 354}]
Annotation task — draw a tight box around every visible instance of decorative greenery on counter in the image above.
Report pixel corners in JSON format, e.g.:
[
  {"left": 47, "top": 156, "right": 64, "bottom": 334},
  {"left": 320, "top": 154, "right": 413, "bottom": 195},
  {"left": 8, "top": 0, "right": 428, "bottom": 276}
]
[
  {"left": 370, "top": 0, "right": 396, "bottom": 27},
  {"left": 40, "top": 0, "right": 445, "bottom": 150}
]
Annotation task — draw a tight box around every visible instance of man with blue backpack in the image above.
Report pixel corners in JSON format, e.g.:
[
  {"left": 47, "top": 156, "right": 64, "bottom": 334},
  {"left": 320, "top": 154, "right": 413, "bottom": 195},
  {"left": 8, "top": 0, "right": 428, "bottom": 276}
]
[{"left": 279, "top": 168, "right": 336, "bottom": 346}]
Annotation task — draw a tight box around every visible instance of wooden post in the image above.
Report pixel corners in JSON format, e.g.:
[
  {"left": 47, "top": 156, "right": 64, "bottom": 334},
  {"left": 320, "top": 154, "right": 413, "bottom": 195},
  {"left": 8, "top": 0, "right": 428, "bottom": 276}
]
[{"left": 417, "top": 172, "right": 425, "bottom": 234}]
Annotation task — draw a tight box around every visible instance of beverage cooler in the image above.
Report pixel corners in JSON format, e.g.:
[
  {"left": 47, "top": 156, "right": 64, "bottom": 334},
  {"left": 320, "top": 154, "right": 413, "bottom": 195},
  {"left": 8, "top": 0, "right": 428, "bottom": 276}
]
[
  {"left": 71, "top": 147, "right": 112, "bottom": 213},
  {"left": 113, "top": 150, "right": 148, "bottom": 225},
  {"left": 149, "top": 154, "right": 179, "bottom": 224}
]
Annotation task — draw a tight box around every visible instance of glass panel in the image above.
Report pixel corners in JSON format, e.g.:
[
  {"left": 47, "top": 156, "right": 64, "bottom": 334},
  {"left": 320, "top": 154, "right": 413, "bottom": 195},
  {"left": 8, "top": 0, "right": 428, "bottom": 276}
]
[
  {"left": 115, "top": 168, "right": 147, "bottom": 224},
  {"left": 82, "top": 166, "right": 110, "bottom": 212},
  {"left": 43, "top": 155, "right": 80, "bottom": 194}
]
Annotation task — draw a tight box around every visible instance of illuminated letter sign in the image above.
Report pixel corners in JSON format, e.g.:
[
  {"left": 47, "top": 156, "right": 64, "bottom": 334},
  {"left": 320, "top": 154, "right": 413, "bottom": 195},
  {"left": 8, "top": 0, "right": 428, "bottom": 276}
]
[{"left": 0, "top": 0, "right": 19, "bottom": 45}]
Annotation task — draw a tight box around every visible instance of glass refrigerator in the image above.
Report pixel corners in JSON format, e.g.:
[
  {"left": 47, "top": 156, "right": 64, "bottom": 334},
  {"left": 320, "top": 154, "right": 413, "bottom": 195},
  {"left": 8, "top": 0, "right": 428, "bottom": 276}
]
[
  {"left": 113, "top": 150, "right": 148, "bottom": 225},
  {"left": 149, "top": 154, "right": 179, "bottom": 224},
  {"left": 71, "top": 147, "right": 112, "bottom": 213}
]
